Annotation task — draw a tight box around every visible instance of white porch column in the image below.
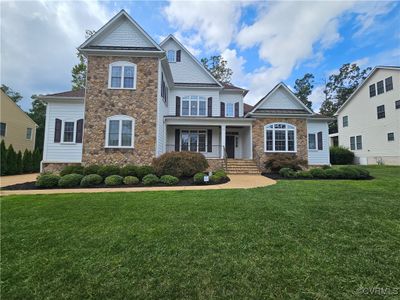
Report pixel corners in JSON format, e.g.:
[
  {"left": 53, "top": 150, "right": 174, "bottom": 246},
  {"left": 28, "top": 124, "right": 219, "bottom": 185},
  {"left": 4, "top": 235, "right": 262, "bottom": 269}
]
[{"left": 220, "top": 124, "right": 226, "bottom": 158}]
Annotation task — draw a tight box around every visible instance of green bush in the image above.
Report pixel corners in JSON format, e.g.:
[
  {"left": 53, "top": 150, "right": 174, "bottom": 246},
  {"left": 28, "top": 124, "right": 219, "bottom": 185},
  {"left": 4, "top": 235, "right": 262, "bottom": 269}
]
[
  {"left": 338, "top": 166, "right": 368, "bottom": 179},
  {"left": 279, "top": 167, "right": 297, "bottom": 178},
  {"left": 142, "top": 174, "right": 159, "bottom": 186},
  {"left": 36, "top": 174, "right": 60, "bottom": 188},
  {"left": 324, "top": 168, "right": 343, "bottom": 179},
  {"left": 152, "top": 152, "right": 208, "bottom": 178},
  {"left": 297, "top": 171, "right": 313, "bottom": 178},
  {"left": 80, "top": 174, "right": 103, "bottom": 187},
  {"left": 58, "top": 173, "right": 84, "bottom": 188},
  {"left": 6, "top": 145, "right": 18, "bottom": 175},
  {"left": 160, "top": 175, "right": 179, "bottom": 186},
  {"left": 104, "top": 175, "right": 124, "bottom": 186},
  {"left": 210, "top": 170, "right": 228, "bottom": 183},
  {"left": 136, "top": 166, "right": 155, "bottom": 180},
  {"left": 60, "top": 165, "right": 84, "bottom": 176},
  {"left": 98, "top": 165, "right": 121, "bottom": 178},
  {"left": 120, "top": 165, "right": 138, "bottom": 177},
  {"left": 265, "top": 153, "right": 307, "bottom": 173},
  {"left": 32, "top": 148, "right": 42, "bottom": 172},
  {"left": 194, "top": 172, "right": 206, "bottom": 185},
  {"left": 321, "top": 165, "right": 331, "bottom": 170},
  {"left": 123, "top": 176, "right": 139, "bottom": 185},
  {"left": 22, "top": 149, "right": 32, "bottom": 174},
  {"left": 352, "top": 166, "right": 370, "bottom": 178},
  {"left": 330, "top": 146, "right": 354, "bottom": 165},
  {"left": 1, "top": 140, "right": 7, "bottom": 175},
  {"left": 16, "top": 151, "right": 23, "bottom": 174},
  {"left": 83, "top": 165, "right": 101, "bottom": 176},
  {"left": 309, "top": 168, "right": 327, "bottom": 179}
]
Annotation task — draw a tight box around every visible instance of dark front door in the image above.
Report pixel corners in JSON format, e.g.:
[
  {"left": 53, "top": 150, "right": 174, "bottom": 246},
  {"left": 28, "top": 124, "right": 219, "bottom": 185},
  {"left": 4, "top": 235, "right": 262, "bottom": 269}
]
[{"left": 226, "top": 135, "right": 235, "bottom": 158}]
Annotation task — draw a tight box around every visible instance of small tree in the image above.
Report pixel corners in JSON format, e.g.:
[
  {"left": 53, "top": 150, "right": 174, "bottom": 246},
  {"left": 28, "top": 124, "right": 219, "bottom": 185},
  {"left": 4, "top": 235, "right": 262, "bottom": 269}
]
[
  {"left": 16, "top": 151, "right": 23, "bottom": 174},
  {"left": 6, "top": 145, "right": 18, "bottom": 175},
  {"left": 32, "top": 148, "right": 42, "bottom": 172},
  {"left": 201, "top": 55, "right": 233, "bottom": 83},
  {"left": 294, "top": 73, "right": 314, "bottom": 109},
  {"left": 1, "top": 140, "right": 7, "bottom": 175},
  {"left": 22, "top": 149, "right": 33, "bottom": 173}
]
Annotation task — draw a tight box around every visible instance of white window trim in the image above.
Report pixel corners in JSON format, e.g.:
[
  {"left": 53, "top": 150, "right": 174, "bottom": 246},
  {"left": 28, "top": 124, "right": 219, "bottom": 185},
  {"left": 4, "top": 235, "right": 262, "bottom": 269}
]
[
  {"left": 181, "top": 96, "right": 207, "bottom": 117},
  {"left": 180, "top": 129, "right": 207, "bottom": 153},
  {"left": 108, "top": 61, "right": 137, "bottom": 90},
  {"left": 167, "top": 50, "right": 176, "bottom": 63},
  {"left": 225, "top": 103, "right": 234, "bottom": 118},
  {"left": 105, "top": 115, "right": 135, "bottom": 149},
  {"left": 264, "top": 123, "right": 297, "bottom": 153},
  {"left": 308, "top": 133, "right": 317, "bottom": 151},
  {"left": 61, "top": 120, "right": 77, "bottom": 144},
  {"left": 26, "top": 128, "right": 33, "bottom": 140}
]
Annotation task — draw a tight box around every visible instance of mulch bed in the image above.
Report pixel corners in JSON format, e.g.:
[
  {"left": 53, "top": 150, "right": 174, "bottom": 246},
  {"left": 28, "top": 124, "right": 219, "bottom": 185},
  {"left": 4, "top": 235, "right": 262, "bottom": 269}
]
[
  {"left": 1, "top": 177, "right": 230, "bottom": 191},
  {"left": 262, "top": 173, "right": 373, "bottom": 180}
]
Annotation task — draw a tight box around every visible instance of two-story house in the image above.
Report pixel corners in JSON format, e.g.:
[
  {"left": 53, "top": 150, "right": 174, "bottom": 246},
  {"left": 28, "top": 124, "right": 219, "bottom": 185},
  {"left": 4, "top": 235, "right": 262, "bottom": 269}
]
[
  {"left": 335, "top": 66, "right": 400, "bottom": 165},
  {"left": 40, "top": 10, "right": 331, "bottom": 173}
]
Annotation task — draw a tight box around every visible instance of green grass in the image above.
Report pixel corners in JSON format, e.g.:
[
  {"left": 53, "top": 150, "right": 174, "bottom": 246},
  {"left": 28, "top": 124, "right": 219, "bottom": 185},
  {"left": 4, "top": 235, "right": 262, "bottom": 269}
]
[{"left": 1, "top": 166, "right": 400, "bottom": 299}]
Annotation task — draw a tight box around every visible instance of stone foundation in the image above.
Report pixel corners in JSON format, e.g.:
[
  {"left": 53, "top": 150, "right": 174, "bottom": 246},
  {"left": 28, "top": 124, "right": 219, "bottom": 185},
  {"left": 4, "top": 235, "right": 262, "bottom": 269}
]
[
  {"left": 206, "top": 159, "right": 225, "bottom": 171},
  {"left": 42, "top": 162, "right": 81, "bottom": 174}
]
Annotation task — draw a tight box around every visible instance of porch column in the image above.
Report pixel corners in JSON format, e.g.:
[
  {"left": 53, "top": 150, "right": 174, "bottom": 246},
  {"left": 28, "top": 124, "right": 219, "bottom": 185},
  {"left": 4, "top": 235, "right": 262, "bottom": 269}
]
[{"left": 220, "top": 124, "right": 226, "bottom": 158}]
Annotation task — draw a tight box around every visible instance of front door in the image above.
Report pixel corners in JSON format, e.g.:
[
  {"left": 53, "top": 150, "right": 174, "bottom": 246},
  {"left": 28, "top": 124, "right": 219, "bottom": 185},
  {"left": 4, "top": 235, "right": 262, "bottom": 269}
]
[{"left": 226, "top": 135, "right": 235, "bottom": 158}]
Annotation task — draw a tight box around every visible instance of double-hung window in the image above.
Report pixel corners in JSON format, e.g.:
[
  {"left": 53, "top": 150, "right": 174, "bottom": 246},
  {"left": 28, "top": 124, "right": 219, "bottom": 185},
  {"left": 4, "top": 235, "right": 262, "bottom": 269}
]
[
  {"left": 181, "top": 130, "right": 206, "bottom": 152},
  {"left": 377, "top": 80, "right": 384, "bottom": 95},
  {"left": 356, "top": 135, "right": 362, "bottom": 150},
  {"left": 105, "top": 115, "right": 135, "bottom": 148},
  {"left": 265, "top": 123, "right": 296, "bottom": 152},
  {"left": 225, "top": 103, "right": 234, "bottom": 117},
  {"left": 377, "top": 105, "right": 385, "bottom": 119},
  {"left": 350, "top": 136, "right": 355, "bottom": 150},
  {"left": 369, "top": 84, "right": 376, "bottom": 97},
  {"left": 308, "top": 133, "right": 316, "bottom": 150},
  {"left": 167, "top": 50, "right": 176, "bottom": 62},
  {"left": 385, "top": 76, "right": 393, "bottom": 91},
  {"left": 181, "top": 96, "right": 207, "bottom": 116},
  {"left": 395, "top": 100, "right": 400, "bottom": 109},
  {"left": 387, "top": 132, "right": 394, "bottom": 141},
  {"left": 0, "top": 122, "right": 6, "bottom": 137},
  {"left": 109, "top": 61, "right": 136, "bottom": 89},
  {"left": 343, "top": 116, "right": 348, "bottom": 127},
  {"left": 63, "top": 121, "right": 75, "bottom": 143},
  {"left": 26, "top": 128, "right": 32, "bottom": 140}
]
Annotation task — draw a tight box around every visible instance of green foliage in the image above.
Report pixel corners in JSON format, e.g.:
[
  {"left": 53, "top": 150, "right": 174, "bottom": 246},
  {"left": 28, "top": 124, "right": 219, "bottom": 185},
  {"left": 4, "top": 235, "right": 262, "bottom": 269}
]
[
  {"left": 136, "top": 166, "right": 155, "bottom": 180},
  {"left": 104, "top": 175, "right": 124, "bottom": 186},
  {"left": 201, "top": 55, "right": 233, "bottom": 83},
  {"left": 71, "top": 29, "right": 95, "bottom": 90},
  {"left": 60, "top": 165, "right": 84, "bottom": 177},
  {"left": 294, "top": 73, "right": 314, "bottom": 109},
  {"left": 294, "top": 166, "right": 370, "bottom": 180},
  {"left": 351, "top": 166, "right": 370, "bottom": 178},
  {"left": 120, "top": 165, "right": 138, "bottom": 177},
  {"left": 142, "top": 174, "right": 159, "bottom": 186},
  {"left": 1, "top": 140, "right": 7, "bottom": 175},
  {"left": 279, "top": 168, "right": 297, "bottom": 178},
  {"left": 58, "top": 174, "right": 84, "bottom": 188},
  {"left": 152, "top": 152, "right": 208, "bottom": 178},
  {"left": 80, "top": 174, "right": 103, "bottom": 187},
  {"left": 296, "top": 170, "right": 313, "bottom": 178},
  {"left": 324, "top": 168, "right": 343, "bottom": 179},
  {"left": 338, "top": 166, "right": 362, "bottom": 179},
  {"left": 160, "top": 175, "right": 179, "bottom": 186},
  {"left": 194, "top": 172, "right": 206, "bottom": 185},
  {"left": 16, "top": 151, "right": 23, "bottom": 174},
  {"left": 35, "top": 174, "right": 60, "bottom": 188},
  {"left": 28, "top": 95, "right": 46, "bottom": 150},
  {"left": 32, "top": 148, "right": 42, "bottom": 172},
  {"left": 1, "top": 84, "right": 23, "bottom": 103},
  {"left": 22, "top": 149, "right": 33, "bottom": 173},
  {"left": 265, "top": 153, "right": 308, "bottom": 173},
  {"left": 321, "top": 165, "right": 331, "bottom": 170},
  {"left": 210, "top": 170, "right": 228, "bottom": 183},
  {"left": 309, "top": 168, "right": 327, "bottom": 178},
  {"left": 97, "top": 165, "right": 121, "bottom": 178},
  {"left": 123, "top": 176, "right": 139, "bottom": 186},
  {"left": 6, "top": 145, "right": 18, "bottom": 175},
  {"left": 83, "top": 165, "right": 101, "bottom": 176},
  {"left": 330, "top": 146, "right": 354, "bottom": 165}
]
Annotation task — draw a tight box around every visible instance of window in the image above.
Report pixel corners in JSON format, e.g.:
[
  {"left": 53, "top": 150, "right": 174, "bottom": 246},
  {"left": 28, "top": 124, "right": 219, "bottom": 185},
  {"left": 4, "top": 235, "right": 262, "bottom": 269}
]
[
  {"left": 181, "top": 96, "right": 207, "bottom": 116},
  {"left": 264, "top": 123, "right": 296, "bottom": 152},
  {"left": 385, "top": 76, "right": 393, "bottom": 91},
  {"left": 26, "top": 128, "right": 32, "bottom": 140},
  {"left": 63, "top": 121, "right": 75, "bottom": 143},
  {"left": 377, "top": 105, "right": 385, "bottom": 119},
  {"left": 343, "top": 116, "right": 348, "bottom": 127},
  {"left": 167, "top": 50, "right": 176, "bottom": 62},
  {"left": 356, "top": 135, "right": 362, "bottom": 150},
  {"left": 395, "top": 100, "right": 400, "bottom": 109},
  {"left": 369, "top": 84, "right": 376, "bottom": 97},
  {"left": 377, "top": 80, "right": 384, "bottom": 95},
  {"left": 108, "top": 61, "right": 136, "bottom": 89},
  {"left": 226, "top": 103, "right": 234, "bottom": 117},
  {"left": 181, "top": 130, "right": 206, "bottom": 152},
  {"left": 350, "top": 136, "right": 355, "bottom": 150},
  {"left": 161, "top": 73, "right": 168, "bottom": 104},
  {"left": 388, "top": 132, "right": 394, "bottom": 141},
  {"left": 0, "top": 122, "right": 6, "bottom": 137},
  {"left": 308, "top": 133, "right": 316, "bottom": 150},
  {"left": 105, "top": 115, "right": 134, "bottom": 148}
]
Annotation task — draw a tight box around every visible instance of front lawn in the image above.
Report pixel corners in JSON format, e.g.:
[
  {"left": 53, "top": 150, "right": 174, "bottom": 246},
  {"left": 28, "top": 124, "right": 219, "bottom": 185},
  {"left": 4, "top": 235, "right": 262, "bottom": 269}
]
[{"left": 1, "top": 166, "right": 399, "bottom": 299}]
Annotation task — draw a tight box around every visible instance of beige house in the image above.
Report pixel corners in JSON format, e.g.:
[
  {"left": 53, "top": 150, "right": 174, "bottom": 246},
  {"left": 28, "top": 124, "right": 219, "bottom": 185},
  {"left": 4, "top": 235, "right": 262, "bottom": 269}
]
[{"left": 0, "top": 90, "right": 37, "bottom": 152}]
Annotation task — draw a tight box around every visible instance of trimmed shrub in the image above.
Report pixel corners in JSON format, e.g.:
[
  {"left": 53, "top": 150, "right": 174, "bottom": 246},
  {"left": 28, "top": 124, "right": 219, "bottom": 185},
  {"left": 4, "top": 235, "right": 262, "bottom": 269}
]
[
  {"left": 142, "top": 174, "right": 159, "bottom": 186},
  {"left": 60, "top": 165, "right": 84, "bottom": 176},
  {"left": 36, "top": 174, "right": 60, "bottom": 188},
  {"left": 80, "top": 174, "right": 103, "bottom": 187},
  {"left": 330, "top": 146, "right": 354, "bottom": 165},
  {"left": 152, "top": 151, "right": 208, "bottom": 178},
  {"left": 123, "top": 176, "right": 139, "bottom": 185},
  {"left": 97, "top": 165, "right": 120, "bottom": 178},
  {"left": 194, "top": 172, "right": 206, "bottom": 185},
  {"left": 324, "top": 168, "right": 343, "bottom": 179},
  {"left": 16, "top": 151, "right": 23, "bottom": 174},
  {"left": 321, "top": 165, "right": 331, "bottom": 170},
  {"left": 338, "top": 166, "right": 368, "bottom": 179},
  {"left": 104, "top": 175, "right": 124, "bottom": 186},
  {"left": 136, "top": 166, "right": 155, "bottom": 180},
  {"left": 160, "top": 175, "right": 179, "bottom": 186},
  {"left": 83, "top": 165, "right": 101, "bottom": 176},
  {"left": 279, "top": 167, "right": 297, "bottom": 178},
  {"left": 22, "top": 149, "right": 32, "bottom": 174},
  {"left": 352, "top": 166, "right": 370, "bottom": 178},
  {"left": 309, "top": 168, "right": 327, "bottom": 179},
  {"left": 59, "top": 173, "right": 84, "bottom": 188},
  {"left": 210, "top": 170, "right": 228, "bottom": 183},
  {"left": 7, "top": 145, "right": 18, "bottom": 175},
  {"left": 297, "top": 171, "right": 313, "bottom": 178},
  {"left": 265, "top": 153, "right": 307, "bottom": 173},
  {"left": 32, "top": 148, "right": 42, "bottom": 172},
  {"left": 120, "top": 165, "right": 138, "bottom": 177}
]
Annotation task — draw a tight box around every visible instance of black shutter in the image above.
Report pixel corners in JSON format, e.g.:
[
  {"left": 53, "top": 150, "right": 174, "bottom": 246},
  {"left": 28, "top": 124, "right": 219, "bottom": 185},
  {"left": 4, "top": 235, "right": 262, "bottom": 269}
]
[
  {"left": 175, "top": 129, "right": 180, "bottom": 151},
  {"left": 234, "top": 102, "right": 239, "bottom": 117},
  {"left": 317, "top": 131, "right": 323, "bottom": 150},
  {"left": 208, "top": 97, "right": 212, "bottom": 117},
  {"left": 220, "top": 102, "right": 225, "bottom": 117},
  {"left": 207, "top": 129, "right": 212, "bottom": 152},
  {"left": 176, "top": 50, "right": 181, "bottom": 62},
  {"left": 54, "top": 118, "right": 62, "bottom": 143},
  {"left": 176, "top": 96, "right": 181, "bottom": 116},
  {"left": 76, "top": 119, "right": 84, "bottom": 143}
]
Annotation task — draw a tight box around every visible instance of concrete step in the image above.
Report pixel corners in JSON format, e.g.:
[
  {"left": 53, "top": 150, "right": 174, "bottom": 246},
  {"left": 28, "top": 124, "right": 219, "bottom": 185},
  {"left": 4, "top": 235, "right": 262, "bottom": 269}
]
[{"left": 226, "top": 159, "right": 260, "bottom": 174}]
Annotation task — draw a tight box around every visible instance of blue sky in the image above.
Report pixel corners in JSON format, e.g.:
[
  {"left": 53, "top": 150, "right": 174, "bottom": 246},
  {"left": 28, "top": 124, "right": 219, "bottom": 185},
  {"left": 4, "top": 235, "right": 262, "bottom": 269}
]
[{"left": 2, "top": 0, "right": 399, "bottom": 112}]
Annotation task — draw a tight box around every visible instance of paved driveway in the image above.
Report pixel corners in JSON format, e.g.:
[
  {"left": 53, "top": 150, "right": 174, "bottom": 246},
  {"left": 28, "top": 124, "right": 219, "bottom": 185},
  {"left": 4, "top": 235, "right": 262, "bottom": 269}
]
[{"left": 0, "top": 173, "right": 38, "bottom": 188}]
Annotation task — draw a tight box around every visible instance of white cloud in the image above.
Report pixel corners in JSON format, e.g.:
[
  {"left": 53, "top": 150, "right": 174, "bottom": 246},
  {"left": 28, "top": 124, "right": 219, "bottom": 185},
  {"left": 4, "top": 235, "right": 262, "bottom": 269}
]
[
  {"left": 221, "top": 49, "right": 246, "bottom": 85},
  {"left": 309, "top": 85, "right": 326, "bottom": 112}
]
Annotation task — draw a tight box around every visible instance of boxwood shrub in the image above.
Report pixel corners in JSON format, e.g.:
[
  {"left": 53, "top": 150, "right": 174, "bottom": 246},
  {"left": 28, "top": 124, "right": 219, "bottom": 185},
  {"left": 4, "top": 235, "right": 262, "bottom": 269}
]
[
  {"left": 296, "top": 170, "right": 313, "bottom": 178},
  {"left": 279, "top": 168, "right": 297, "bottom": 178},
  {"left": 265, "top": 153, "right": 307, "bottom": 173},
  {"left": 309, "top": 168, "right": 327, "bottom": 179},
  {"left": 136, "top": 166, "right": 155, "bottom": 180},
  {"left": 194, "top": 172, "right": 206, "bottom": 185},
  {"left": 97, "top": 165, "right": 121, "bottom": 178},
  {"left": 142, "top": 174, "right": 159, "bottom": 186},
  {"left": 123, "top": 176, "right": 139, "bottom": 185},
  {"left": 160, "top": 175, "right": 179, "bottom": 186},
  {"left": 83, "top": 165, "right": 101, "bottom": 176},
  {"left": 104, "top": 175, "right": 123, "bottom": 186},
  {"left": 60, "top": 165, "right": 84, "bottom": 176},
  {"left": 36, "top": 174, "right": 61, "bottom": 188},
  {"left": 120, "top": 165, "right": 138, "bottom": 177},
  {"left": 152, "top": 152, "right": 208, "bottom": 178},
  {"left": 58, "top": 173, "right": 84, "bottom": 188},
  {"left": 330, "top": 146, "right": 354, "bottom": 165},
  {"left": 210, "top": 169, "right": 228, "bottom": 183},
  {"left": 324, "top": 168, "right": 343, "bottom": 179},
  {"left": 80, "top": 174, "right": 103, "bottom": 187}
]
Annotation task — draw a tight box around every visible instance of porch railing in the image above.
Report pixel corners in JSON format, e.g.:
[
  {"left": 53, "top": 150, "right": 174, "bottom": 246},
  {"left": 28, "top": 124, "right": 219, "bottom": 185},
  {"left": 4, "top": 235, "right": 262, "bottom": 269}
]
[{"left": 165, "top": 144, "right": 223, "bottom": 159}]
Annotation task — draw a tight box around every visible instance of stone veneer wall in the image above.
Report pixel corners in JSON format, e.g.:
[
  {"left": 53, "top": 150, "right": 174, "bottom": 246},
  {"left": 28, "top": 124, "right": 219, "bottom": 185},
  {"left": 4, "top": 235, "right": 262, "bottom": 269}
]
[
  {"left": 42, "top": 162, "right": 81, "bottom": 174},
  {"left": 82, "top": 55, "right": 158, "bottom": 166},
  {"left": 206, "top": 159, "right": 225, "bottom": 171},
  {"left": 252, "top": 117, "right": 308, "bottom": 171}
]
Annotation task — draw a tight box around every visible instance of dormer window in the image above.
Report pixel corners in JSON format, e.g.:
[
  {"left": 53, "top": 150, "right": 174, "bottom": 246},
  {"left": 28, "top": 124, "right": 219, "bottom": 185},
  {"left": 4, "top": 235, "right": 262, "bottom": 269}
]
[
  {"left": 108, "top": 61, "right": 136, "bottom": 89},
  {"left": 167, "top": 50, "right": 181, "bottom": 63}
]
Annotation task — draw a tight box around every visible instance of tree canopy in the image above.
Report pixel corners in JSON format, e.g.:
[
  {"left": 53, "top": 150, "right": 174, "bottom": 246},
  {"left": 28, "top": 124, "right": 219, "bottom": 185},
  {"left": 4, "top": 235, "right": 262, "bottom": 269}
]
[
  {"left": 293, "top": 73, "right": 314, "bottom": 109},
  {"left": 1, "top": 84, "right": 23, "bottom": 103},
  {"left": 201, "top": 55, "right": 233, "bottom": 83}
]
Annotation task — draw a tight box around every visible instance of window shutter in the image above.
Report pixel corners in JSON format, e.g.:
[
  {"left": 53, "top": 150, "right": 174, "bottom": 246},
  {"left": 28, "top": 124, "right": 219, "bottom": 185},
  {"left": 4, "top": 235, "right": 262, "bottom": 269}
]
[
  {"left": 76, "top": 119, "right": 84, "bottom": 143},
  {"left": 234, "top": 102, "right": 239, "bottom": 117},
  {"left": 220, "top": 102, "right": 225, "bottom": 117},
  {"left": 207, "top": 129, "right": 212, "bottom": 152},
  {"left": 175, "top": 129, "right": 180, "bottom": 151},
  {"left": 317, "top": 131, "right": 323, "bottom": 150},
  {"left": 176, "top": 50, "right": 181, "bottom": 62},
  {"left": 54, "top": 118, "right": 62, "bottom": 143},
  {"left": 208, "top": 97, "right": 212, "bottom": 117},
  {"left": 176, "top": 96, "right": 181, "bottom": 116}
]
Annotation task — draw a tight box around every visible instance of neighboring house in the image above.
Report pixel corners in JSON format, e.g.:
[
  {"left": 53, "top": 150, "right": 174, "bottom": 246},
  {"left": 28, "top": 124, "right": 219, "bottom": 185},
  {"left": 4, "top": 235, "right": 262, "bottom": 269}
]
[
  {"left": 0, "top": 90, "right": 37, "bottom": 152},
  {"left": 40, "top": 10, "right": 331, "bottom": 173},
  {"left": 335, "top": 66, "right": 400, "bottom": 165}
]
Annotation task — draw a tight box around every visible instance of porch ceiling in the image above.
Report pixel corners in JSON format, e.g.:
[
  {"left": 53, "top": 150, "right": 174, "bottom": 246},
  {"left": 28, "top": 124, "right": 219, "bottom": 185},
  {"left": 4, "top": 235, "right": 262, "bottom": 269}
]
[{"left": 164, "top": 116, "right": 254, "bottom": 126}]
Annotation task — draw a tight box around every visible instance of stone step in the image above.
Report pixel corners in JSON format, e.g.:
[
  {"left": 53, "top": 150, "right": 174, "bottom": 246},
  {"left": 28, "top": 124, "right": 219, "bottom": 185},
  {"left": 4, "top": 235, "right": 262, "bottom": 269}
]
[{"left": 227, "top": 170, "right": 260, "bottom": 174}]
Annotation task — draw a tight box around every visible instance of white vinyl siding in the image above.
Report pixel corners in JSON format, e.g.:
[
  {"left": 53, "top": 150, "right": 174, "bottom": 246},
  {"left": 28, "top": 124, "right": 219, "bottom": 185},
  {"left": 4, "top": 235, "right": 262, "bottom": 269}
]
[
  {"left": 307, "top": 120, "right": 330, "bottom": 165},
  {"left": 259, "top": 86, "right": 305, "bottom": 110}
]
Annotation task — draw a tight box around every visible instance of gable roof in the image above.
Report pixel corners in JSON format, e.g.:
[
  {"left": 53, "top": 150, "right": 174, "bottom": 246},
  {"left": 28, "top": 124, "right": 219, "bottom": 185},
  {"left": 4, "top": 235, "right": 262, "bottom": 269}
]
[
  {"left": 335, "top": 65, "right": 400, "bottom": 115},
  {"left": 222, "top": 83, "right": 249, "bottom": 96},
  {"left": 78, "top": 10, "right": 163, "bottom": 52},
  {"left": 160, "top": 35, "right": 222, "bottom": 87},
  {"left": 39, "top": 89, "right": 85, "bottom": 101}
]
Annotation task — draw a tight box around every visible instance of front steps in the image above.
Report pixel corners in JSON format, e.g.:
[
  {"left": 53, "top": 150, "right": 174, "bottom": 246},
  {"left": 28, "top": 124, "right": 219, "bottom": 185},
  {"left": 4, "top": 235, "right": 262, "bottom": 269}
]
[{"left": 226, "top": 159, "right": 260, "bottom": 174}]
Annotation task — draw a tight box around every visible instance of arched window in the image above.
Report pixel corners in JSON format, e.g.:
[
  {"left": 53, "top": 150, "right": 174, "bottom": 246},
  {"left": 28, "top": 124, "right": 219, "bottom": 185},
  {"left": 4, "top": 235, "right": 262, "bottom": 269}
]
[
  {"left": 108, "top": 61, "right": 137, "bottom": 89},
  {"left": 105, "top": 115, "right": 135, "bottom": 148},
  {"left": 264, "top": 123, "right": 296, "bottom": 152}
]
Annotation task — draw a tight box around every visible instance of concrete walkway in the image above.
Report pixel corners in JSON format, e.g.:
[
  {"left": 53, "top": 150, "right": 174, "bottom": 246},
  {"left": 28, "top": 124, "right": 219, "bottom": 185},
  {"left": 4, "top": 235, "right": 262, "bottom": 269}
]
[
  {"left": 0, "top": 174, "right": 276, "bottom": 196},
  {"left": 0, "top": 173, "right": 39, "bottom": 188}
]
